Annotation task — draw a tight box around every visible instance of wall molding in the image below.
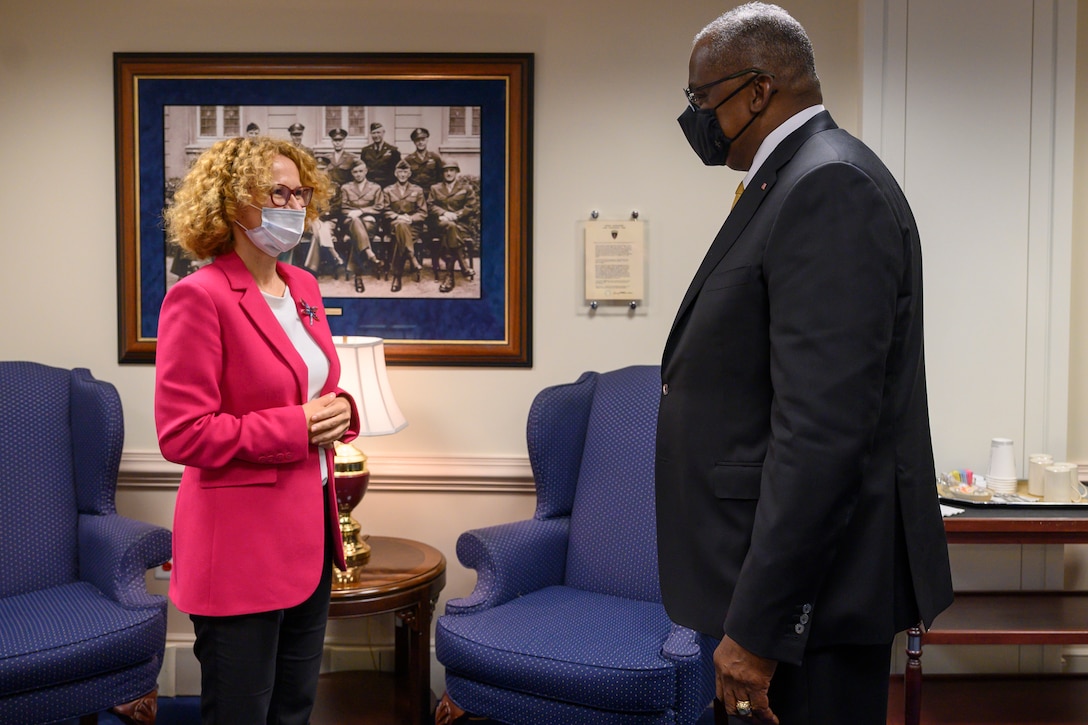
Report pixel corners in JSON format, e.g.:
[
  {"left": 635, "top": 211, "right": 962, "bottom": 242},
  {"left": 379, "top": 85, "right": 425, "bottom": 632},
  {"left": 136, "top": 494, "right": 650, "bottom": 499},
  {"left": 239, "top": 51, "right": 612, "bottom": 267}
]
[{"left": 120, "top": 449, "right": 535, "bottom": 493}]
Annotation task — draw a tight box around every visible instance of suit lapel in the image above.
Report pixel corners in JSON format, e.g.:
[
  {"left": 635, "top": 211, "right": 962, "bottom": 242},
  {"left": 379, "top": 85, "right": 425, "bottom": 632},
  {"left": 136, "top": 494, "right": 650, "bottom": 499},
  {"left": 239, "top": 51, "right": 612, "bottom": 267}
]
[
  {"left": 218, "top": 252, "right": 309, "bottom": 403},
  {"left": 663, "top": 112, "right": 838, "bottom": 365}
]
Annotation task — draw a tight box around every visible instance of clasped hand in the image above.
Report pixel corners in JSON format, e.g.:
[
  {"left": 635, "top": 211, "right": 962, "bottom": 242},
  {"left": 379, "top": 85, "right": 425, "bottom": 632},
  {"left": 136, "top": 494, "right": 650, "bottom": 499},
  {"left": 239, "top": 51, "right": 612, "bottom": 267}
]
[{"left": 302, "top": 393, "right": 351, "bottom": 448}]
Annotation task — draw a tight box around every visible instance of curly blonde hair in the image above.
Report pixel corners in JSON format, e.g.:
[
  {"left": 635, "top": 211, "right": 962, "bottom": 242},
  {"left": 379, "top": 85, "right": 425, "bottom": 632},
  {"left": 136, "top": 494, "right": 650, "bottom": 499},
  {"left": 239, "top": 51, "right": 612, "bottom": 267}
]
[{"left": 164, "top": 136, "right": 331, "bottom": 260}]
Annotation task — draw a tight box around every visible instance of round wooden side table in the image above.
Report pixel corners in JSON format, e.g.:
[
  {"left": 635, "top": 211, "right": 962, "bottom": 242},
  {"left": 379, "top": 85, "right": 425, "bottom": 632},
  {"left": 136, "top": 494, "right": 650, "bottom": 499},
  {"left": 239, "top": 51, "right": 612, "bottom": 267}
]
[{"left": 311, "top": 536, "right": 446, "bottom": 725}]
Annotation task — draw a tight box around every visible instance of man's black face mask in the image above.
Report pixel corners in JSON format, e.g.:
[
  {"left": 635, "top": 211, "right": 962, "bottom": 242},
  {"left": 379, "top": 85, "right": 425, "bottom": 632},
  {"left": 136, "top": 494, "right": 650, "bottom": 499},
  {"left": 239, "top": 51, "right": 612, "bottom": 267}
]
[{"left": 677, "top": 74, "right": 761, "bottom": 166}]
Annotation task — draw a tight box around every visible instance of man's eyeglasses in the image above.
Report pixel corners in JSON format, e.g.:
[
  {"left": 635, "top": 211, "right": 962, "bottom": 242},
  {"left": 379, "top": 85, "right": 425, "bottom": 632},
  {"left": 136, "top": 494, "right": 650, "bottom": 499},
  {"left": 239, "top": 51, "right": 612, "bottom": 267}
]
[
  {"left": 269, "top": 184, "right": 314, "bottom": 207},
  {"left": 684, "top": 68, "right": 771, "bottom": 110}
]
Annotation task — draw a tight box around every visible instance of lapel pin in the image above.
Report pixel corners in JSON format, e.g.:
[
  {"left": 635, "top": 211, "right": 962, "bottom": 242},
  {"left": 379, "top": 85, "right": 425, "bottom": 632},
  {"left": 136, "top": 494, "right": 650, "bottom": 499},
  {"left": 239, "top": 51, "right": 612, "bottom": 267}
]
[{"left": 300, "top": 299, "right": 319, "bottom": 326}]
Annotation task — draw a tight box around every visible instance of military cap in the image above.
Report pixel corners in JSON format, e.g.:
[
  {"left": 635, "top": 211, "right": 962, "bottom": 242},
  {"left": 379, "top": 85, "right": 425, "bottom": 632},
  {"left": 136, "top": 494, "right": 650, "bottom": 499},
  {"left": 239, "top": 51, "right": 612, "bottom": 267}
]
[
  {"left": 442, "top": 159, "right": 461, "bottom": 171},
  {"left": 315, "top": 155, "right": 332, "bottom": 167},
  {"left": 410, "top": 127, "right": 430, "bottom": 141},
  {"left": 370, "top": 122, "right": 384, "bottom": 132},
  {"left": 395, "top": 159, "right": 411, "bottom": 170},
  {"left": 288, "top": 122, "right": 305, "bottom": 134},
  {"left": 328, "top": 128, "right": 347, "bottom": 140}
]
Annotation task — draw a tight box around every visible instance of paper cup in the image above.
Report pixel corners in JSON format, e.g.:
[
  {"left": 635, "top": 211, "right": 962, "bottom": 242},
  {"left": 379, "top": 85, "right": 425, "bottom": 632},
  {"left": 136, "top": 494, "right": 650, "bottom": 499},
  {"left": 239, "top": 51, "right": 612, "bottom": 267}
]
[
  {"left": 986, "top": 476, "right": 1018, "bottom": 494},
  {"left": 1044, "top": 463, "right": 1079, "bottom": 503},
  {"left": 1027, "top": 454, "right": 1053, "bottom": 497},
  {"left": 988, "top": 438, "right": 1017, "bottom": 480}
]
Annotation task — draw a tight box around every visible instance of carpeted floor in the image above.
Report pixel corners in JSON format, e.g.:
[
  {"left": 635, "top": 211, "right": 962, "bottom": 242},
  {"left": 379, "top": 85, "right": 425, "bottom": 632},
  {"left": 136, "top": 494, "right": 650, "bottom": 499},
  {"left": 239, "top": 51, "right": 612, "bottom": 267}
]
[
  {"left": 63, "top": 695, "right": 716, "bottom": 724},
  {"left": 51, "top": 697, "right": 201, "bottom": 725}
]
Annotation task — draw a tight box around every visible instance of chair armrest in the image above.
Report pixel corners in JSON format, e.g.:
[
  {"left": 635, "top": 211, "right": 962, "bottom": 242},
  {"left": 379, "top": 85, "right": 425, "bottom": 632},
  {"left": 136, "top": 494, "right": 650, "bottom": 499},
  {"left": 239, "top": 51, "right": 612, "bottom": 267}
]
[
  {"left": 662, "top": 622, "right": 716, "bottom": 724},
  {"left": 661, "top": 622, "right": 705, "bottom": 662},
  {"left": 79, "top": 513, "right": 172, "bottom": 609},
  {"left": 444, "top": 517, "right": 569, "bottom": 615}
]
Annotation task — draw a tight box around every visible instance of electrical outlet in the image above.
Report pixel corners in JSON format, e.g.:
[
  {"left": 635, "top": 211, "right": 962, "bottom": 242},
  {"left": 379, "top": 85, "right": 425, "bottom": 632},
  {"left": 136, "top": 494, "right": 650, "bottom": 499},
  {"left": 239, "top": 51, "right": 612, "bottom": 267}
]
[{"left": 154, "top": 561, "right": 173, "bottom": 580}]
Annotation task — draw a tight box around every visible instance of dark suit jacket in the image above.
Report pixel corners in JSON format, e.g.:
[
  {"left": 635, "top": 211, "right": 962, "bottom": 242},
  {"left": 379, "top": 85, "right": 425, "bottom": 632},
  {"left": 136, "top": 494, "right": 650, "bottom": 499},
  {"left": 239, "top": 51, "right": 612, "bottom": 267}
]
[{"left": 655, "top": 111, "right": 953, "bottom": 666}]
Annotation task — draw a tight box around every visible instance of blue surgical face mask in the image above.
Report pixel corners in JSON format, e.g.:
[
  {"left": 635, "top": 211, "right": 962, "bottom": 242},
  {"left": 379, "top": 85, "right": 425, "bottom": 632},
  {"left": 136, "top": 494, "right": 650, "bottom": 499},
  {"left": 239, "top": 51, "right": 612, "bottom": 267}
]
[{"left": 236, "top": 206, "right": 307, "bottom": 257}]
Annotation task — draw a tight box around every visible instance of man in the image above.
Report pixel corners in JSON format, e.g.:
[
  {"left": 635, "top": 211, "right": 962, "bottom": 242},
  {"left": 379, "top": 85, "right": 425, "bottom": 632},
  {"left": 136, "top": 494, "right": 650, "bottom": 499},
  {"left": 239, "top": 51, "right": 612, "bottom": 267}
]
[
  {"left": 382, "top": 159, "right": 426, "bottom": 292},
  {"left": 287, "top": 122, "right": 314, "bottom": 157},
  {"left": 427, "top": 160, "right": 478, "bottom": 293},
  {"left": 302, "top": 156, "right": 346, "bottom": 278},
  {"left": 245, "top": 122, "right": 261, "bottom": 138},
  {"left": 656, "top": 5, "right": 953, "bottom": 724},
  {"left": 359, "top": 122, "right": 401, "bottom": 190},
  {"left": 326, "top": 128, "right": 359, "bottom": 186},
  {"left": 403, "top": 127, "right": 444, "bottom": 193},
  {"left": 340, "top": 160, "right": 386, "bottom": 282}
]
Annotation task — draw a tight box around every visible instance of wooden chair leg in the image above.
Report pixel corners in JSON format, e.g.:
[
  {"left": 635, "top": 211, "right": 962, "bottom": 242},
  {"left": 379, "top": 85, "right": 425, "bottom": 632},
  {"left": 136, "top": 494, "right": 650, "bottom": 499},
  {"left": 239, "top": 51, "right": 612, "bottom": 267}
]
[
  {"left": 904, "top": 625, "right": 923, "bottom": 725},
  {"left": 434, "top": 691, "right": 466, "bottom": 725},
  {"left": 111, "top": 687, "right": 158, "bottom": 725}
]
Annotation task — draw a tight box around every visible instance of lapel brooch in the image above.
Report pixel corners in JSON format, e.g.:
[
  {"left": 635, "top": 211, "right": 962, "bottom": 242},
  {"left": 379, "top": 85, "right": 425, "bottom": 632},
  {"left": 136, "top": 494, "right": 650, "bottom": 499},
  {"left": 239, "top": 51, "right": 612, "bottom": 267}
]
[{"left": 299, "top": 299, "right": 319, "bottom": 326}]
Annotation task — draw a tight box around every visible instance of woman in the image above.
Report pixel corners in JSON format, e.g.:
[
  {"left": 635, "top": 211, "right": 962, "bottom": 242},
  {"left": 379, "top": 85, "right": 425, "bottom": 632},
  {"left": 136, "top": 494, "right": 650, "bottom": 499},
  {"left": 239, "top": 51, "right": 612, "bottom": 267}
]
[{"left": 156, "top": 136, "right": 360, "bottom": 724}]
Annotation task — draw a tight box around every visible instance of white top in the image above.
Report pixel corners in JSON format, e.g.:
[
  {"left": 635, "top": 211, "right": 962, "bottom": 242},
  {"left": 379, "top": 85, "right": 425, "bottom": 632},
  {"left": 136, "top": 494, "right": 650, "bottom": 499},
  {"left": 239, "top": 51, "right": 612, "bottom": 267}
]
[{"left": 263, "top": 285, "right": 330, "bottom": 485}]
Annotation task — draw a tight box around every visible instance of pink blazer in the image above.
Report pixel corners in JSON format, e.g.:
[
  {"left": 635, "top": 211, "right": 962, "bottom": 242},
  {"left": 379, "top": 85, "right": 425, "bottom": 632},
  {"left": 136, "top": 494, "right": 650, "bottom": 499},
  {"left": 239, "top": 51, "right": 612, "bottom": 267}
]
[{"left": 155, "top": 252, "right": 360, "bottom": 617}]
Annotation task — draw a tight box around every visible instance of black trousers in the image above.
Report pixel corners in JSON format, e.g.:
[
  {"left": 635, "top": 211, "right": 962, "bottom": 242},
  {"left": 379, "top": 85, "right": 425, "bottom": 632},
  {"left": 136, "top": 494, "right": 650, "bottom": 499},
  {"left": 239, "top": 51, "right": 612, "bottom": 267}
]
[
  {"left": 723, "top": 641, "right": 893, "bottom": 725},
  {"left": 190, "top": 515, "right": 333, "bottom": 725}
]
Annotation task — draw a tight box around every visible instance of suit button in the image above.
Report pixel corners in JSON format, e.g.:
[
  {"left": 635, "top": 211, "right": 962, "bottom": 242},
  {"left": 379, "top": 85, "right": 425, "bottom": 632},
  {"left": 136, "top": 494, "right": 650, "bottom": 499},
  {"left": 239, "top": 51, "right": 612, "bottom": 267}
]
[
  {"left": 800, "top": 613, "right": 809, "bottom": 624},
  {"left": 802, "top": 604, "right": 812, "bottom": 614},
  {"left": 794, "top": 623, "right": 805, "bottom": 634},
  {"left": 662, "top": 383, "right": 669, "bottom": 396}
]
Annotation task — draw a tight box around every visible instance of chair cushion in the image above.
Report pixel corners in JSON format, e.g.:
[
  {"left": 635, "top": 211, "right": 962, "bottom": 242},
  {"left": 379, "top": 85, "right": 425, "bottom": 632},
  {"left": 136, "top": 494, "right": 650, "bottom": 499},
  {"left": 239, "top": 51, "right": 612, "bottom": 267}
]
[
  {"left": 0, "top": 582, "right": 166, "bottom": 694},
  {"left": 444, "top": 674, "right": 680, "bottom": 724},
  {"left": 436, "top": 586, "right": 679, "bottom": 712}
]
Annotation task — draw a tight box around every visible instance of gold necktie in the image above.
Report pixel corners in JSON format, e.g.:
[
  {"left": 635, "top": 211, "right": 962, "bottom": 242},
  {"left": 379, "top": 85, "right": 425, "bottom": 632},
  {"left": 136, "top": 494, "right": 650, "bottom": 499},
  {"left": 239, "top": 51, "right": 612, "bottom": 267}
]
[{"left": 731, "top": 182, "right": 745, "bottom": 210}]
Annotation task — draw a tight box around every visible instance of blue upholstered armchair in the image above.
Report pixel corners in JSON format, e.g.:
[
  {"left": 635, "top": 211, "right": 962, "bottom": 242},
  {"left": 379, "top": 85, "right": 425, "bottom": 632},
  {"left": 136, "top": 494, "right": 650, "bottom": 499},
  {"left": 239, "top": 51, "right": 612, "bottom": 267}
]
[
  {"left": 0, "top": 362, "right": 171, "bottom": 725},
  {"left": 435, "top": 366, "right": 715, "bottom": 724}
]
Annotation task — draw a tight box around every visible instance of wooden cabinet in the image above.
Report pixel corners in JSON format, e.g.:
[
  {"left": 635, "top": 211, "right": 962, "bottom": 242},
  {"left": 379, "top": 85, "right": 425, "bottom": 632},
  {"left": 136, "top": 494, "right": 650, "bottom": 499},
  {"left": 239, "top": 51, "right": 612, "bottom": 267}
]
[{"left": 896, "top": 508, "right": 1088, "bottom": 725}]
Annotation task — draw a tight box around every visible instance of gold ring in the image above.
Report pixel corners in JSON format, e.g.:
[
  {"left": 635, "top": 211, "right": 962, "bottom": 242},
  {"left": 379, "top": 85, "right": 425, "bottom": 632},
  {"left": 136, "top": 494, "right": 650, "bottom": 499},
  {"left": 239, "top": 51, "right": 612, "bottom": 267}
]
[{"left": 736, "top": 699, "right": 752, "bottom": 717}]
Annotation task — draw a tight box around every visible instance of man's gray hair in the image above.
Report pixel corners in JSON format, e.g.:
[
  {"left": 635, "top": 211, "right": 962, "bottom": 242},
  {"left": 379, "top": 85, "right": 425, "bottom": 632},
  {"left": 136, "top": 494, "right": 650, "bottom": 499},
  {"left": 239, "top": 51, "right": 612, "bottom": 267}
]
[{"left": 695, "top": 3, "right": 818, "bottom": 88}]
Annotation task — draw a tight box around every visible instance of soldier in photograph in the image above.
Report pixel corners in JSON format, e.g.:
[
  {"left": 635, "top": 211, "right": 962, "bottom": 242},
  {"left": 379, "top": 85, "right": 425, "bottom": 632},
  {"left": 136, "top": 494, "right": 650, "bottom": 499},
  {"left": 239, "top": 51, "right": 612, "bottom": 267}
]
[
  {"left": 288, "top": 122, "right": 314, "bottom": 157},
  {"left": 403, "top": 127, "right": 444, "bottom": 193},
  {"left": 359, "top": 122, "right": 401, "bottom": 190},
  {"left": 428, "top": 159, "right": 479, "bottom": 293},
  {"left": 383, "top": 159, "right": 427, "bottom": 292},
  {"left": 340, "top": 160, "right": 386, "bottom": 286},
  {"left": 326, "top": 128, "right": 359, "bottom": 186},
  {"left": 304, "top": 155, "right": 348, "bottom": 279}
]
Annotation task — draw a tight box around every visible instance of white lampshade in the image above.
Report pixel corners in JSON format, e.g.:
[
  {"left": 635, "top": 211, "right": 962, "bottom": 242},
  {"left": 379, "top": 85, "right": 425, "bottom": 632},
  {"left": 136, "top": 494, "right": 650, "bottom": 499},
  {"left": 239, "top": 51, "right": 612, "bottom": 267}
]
[{"left": 334, "top": 336, "right": 407, "bottom": 436}]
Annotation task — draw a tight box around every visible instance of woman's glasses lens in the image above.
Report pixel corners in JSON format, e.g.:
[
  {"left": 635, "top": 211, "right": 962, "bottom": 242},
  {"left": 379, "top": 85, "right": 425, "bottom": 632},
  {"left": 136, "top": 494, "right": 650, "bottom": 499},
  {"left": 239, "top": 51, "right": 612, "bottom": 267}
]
[{"left": 270, "top": 185, "right": 314, "bottom": 207}]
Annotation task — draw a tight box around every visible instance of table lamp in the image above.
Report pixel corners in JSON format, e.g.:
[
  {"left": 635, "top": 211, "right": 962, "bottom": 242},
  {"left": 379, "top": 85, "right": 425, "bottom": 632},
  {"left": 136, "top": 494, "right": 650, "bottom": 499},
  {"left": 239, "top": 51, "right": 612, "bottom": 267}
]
[{"left": 332, "top": 336, "right": 407, "bottom": 588}]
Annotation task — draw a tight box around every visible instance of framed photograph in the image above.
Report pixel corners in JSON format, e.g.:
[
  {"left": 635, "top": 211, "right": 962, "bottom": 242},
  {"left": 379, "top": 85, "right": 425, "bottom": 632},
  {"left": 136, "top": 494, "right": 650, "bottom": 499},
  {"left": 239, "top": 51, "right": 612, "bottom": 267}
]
[{"left": 115, "top": 52, "right": 533, "bottom": 366}]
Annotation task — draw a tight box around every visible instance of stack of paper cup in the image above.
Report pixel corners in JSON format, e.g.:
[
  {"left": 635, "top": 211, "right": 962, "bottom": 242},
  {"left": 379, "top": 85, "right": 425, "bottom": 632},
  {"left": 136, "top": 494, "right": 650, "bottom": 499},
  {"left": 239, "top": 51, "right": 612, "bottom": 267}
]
[
  {"left": 1027, "top": 454, "right": 1053, "bottom": 497},
  {"left": 987, "top": 438, "right": 1019, "bottom": 494}
]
